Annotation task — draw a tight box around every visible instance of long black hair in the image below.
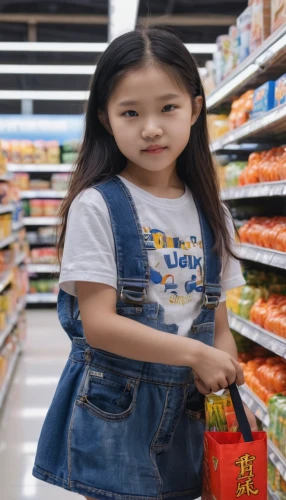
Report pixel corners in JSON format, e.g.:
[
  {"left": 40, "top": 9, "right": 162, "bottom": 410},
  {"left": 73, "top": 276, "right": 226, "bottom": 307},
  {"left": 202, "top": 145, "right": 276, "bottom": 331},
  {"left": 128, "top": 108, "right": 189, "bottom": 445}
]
[{"left": 58, "top": 25, "right": 237, "bottom": 261}]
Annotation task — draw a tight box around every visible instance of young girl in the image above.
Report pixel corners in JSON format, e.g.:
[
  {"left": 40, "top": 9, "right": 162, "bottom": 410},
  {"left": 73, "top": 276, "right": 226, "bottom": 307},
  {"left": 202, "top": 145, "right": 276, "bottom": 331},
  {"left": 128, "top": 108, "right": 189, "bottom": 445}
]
[{"left": 33, "top": 26, "right": 257, "bottom": 500}]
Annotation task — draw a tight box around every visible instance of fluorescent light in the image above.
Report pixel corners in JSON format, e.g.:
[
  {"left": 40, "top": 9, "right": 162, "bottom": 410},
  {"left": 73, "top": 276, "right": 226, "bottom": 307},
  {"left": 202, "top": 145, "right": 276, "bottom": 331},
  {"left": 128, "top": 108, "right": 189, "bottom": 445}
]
[
  {"left": 0, "top": 42, "right": 108, "bottom": 52},
  {"left": 109, "top": 0, "right": 140, "bottom": 42},
  {"left": 0, "top": 90, "right": 89, "bottom": 100},
  {"left": 185, "top": 43, "right": 216, "bottom": 54},
  {"left": 0, "top": 64, "right": 96, "bottom": 74},
  {"left": 0, "top": 41, "right": 217, "bottom": 54}
]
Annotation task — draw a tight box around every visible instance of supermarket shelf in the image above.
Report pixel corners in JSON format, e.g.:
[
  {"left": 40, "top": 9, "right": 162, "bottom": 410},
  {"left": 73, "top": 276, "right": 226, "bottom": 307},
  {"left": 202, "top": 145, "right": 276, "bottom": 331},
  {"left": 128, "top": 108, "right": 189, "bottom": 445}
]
[
  {"left": 0, "top": 297, "right": 26, "bottom": 349},
  {"left": 0, "top": 270, "right": 13, "bottom": 294},
  {"left": 28, "top": 263, "right": 59, "bottom": 273},
  {"left": 11, "top": 220, "right": 25, "bottom": 232},
  {"left": 237, "top": 244, "right": 286, "bottom": 270},
  {"left": 0, "top": 233, "right": 17, "bottom": 250},
  {"left": 268, "top": 486, "right": 280, "bottom": 500},
  {"left": 0, "top": 173, "right": 13, "bottom": 181},
  {"left": 20, "top": 190, "right": 67, "bottom": 199},
  {"left": 27, "top": 293, "right": 58, "bottom": 304},
  {"left": 0, "top": 344, "right": 21, "bottom": 409},
  {"left": 268, "top": 440, "right": 286, "bottom": 482},
  {"left": 228, "top": 311, "right": 286, "bottom": 359},
  {"left": 239, "top": 384, "right": 269, "bottom": 426},
  {"left": 211, "top": 103, "right": 286, "bottom": 152},
  {"left": 0, "top": 203, "right": 13, "bottom": 215},
  {"left": 24, "top": 217, "right": 60, "bottom": 226},
  {"left": 206, "top": 24, "right": 286, "bottom": 109},
  {"left": 221, "top": 181, "right": 286, "bottom": 201},
  {"left": 8, "top": 163, "right": 72, "bottom": 173}
]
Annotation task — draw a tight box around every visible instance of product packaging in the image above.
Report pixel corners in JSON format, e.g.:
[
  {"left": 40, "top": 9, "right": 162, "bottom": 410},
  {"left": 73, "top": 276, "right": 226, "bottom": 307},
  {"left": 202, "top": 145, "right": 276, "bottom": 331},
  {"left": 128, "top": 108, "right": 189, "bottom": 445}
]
[
  {"left": 271, "top": 0, "right": 286, "bottom": 32},
  {"left": 228, "top": 25, "right": 239, "bottom": 70},
  {"left": 237, "top": 6, "right": 253, "bottom": 62},
  {"left": 252, "top": 81, "right": 275, "bottom": 117},
  {"left": 250, "top": 0, "right": 271, "bottom": 51},
  {"left": 275, "top": 73, "right": 286, "bottom": 106}
]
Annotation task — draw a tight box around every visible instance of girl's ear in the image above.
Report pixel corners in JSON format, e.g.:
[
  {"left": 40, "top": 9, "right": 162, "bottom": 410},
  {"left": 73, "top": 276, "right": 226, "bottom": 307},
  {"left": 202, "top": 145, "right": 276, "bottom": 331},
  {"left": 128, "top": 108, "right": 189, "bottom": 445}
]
[
  {"left": 191, "top": 96, "right": 203, "bottom": 126},
  {"left": 98, "top": 109, "right": 113, "bottom": 135}
]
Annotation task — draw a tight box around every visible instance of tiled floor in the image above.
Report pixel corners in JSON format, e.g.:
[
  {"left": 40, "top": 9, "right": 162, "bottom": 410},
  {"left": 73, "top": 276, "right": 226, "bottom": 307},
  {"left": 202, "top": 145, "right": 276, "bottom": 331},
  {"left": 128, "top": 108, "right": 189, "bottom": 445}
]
[{"left": 0, "top": 309, "right": 79, "bottom": 500}]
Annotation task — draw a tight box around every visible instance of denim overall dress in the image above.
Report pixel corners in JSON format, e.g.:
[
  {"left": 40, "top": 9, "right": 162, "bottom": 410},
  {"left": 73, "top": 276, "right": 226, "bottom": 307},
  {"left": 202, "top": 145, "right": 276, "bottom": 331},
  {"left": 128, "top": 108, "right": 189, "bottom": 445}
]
[{"left": 33, "top": 177, "right": 222, "bottom": 500}]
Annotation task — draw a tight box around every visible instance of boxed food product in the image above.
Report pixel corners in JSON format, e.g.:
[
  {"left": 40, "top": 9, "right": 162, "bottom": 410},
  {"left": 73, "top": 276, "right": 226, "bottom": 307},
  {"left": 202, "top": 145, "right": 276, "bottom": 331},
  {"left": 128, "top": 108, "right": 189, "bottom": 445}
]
[
  {"left": 271, "top": 0, "right": 286, "bottom": 32},
  {"left": 275, "top": 73, "right": 286, "bottom": 107},
  {"left": 252, "top": 81, "right": 275, "bottom": 116},
  {"left": 228, "top": 25, "right": 239, "bottom": 70},
  {"left": 34, "top": 140, "right": 47, "bottom": 164},
  {"left": 212, "top": 51, "right": 223, "bottom": 86},
  {"left": 216, "top": 35, "right": 232, "bottom": 79},
  {"left": 237, "top": 6, "right": 253, "bottom": 62},
  {"left": 250, "top": 0, "right": 271, "bottom": 51}
]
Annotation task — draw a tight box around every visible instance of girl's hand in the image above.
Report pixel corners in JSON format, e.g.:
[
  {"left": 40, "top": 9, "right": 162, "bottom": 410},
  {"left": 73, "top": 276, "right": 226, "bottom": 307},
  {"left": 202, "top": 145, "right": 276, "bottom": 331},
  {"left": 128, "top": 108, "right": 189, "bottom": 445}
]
[{"left": 193, "top": 343, "right": 244, "bottom": 394}]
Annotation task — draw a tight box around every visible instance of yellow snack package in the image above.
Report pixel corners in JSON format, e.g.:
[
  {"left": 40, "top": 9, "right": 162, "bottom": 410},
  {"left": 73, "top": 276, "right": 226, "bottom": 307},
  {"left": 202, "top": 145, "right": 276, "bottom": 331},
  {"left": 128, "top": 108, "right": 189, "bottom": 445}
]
[{"left": 205, "top": 390, "right": 239, "bottom": 432}]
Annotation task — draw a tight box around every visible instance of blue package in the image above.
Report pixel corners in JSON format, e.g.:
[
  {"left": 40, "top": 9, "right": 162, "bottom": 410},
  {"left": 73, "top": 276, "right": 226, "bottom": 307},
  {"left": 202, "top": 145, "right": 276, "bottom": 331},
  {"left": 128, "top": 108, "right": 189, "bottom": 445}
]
[
  {"left": 252, "top": 81, "right": 275, "bottom": 117},
  {"left": 275, "top": 74, "right": 286, "bottom": 107}
]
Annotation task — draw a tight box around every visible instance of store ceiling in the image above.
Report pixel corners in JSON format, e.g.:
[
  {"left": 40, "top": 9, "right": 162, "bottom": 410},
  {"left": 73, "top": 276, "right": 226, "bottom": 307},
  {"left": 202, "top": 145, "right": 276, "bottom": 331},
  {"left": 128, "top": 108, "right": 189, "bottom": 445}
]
[{"left": 0, "top": 0, "right": 248, "bottom": 114}]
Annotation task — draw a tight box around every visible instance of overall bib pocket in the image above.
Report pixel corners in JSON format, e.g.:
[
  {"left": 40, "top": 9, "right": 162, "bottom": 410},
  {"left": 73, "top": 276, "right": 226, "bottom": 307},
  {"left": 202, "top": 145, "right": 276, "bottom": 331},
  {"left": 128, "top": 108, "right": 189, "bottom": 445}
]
[{"left": 77, "top": 368, "right": 140, "bottom": 421}]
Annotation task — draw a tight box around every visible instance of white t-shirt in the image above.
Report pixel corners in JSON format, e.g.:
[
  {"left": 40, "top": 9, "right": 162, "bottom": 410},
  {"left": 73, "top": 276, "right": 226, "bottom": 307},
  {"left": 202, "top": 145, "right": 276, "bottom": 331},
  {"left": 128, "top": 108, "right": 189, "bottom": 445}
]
[{"left": 59, "top": 176, "right": 245, "bottom": 336}]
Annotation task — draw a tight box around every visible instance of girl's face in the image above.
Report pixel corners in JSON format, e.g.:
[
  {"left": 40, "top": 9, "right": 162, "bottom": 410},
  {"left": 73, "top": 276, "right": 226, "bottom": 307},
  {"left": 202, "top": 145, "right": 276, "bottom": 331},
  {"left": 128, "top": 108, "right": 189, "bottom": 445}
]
[{"left": 101, "top": 65, "right": 202, "bottom": 173}]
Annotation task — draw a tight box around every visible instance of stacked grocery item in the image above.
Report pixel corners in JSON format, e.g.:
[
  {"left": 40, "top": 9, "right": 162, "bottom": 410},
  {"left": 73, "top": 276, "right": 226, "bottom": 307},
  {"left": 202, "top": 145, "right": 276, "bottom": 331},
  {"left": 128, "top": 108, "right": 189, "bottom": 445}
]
[
  {"left": 0, "top": 265, "right": 28, "bottom": 333},
  {"left": 268, "top": 461, "right": 286, "bottom": 498},
  {"left": 203, "top": 0, "right": 286, "bottom": 93},
  {"left": 26, "top": 227, "right": 56, "bottom": 246},
  {"left": 208, "top": 74, "right": 285, "bottom": 140},
  {"left": 241, "top": 353, "right": 286, "bottom": 403},
  {"left": 228, "top": 90, "right": 254, "bottom": 130},
  {"left": 0, "top": 325, "right": 25, "bottom": 387},
  {"left": 239, "top": 147, "right": 286, "bottom": 184},
  {"left": 1, "top": 140, "right": 61, "bottom": 165},
  {"left": 30, "top": 247, "right": 57, "bottom": 264},
  {"left": 268, "top": 393, "right": 286, "bottom": 456},
  {"left": 23, "top": 199, "right": 62, "bottom": 218},
  {"left": 239, "top": 216, "right": 286, "bottom": 251},
  {"left": 13, "top": 172, "right": 70, "bottom": 192},
  {"left": 61, "top": 140, "right": 78, "bottom": 164},
  {"left": 29, "top": 279, "right": 59, "bottom": 296},
  {"left": 250, "top": 294, "right": 286, "bottom": 337}
]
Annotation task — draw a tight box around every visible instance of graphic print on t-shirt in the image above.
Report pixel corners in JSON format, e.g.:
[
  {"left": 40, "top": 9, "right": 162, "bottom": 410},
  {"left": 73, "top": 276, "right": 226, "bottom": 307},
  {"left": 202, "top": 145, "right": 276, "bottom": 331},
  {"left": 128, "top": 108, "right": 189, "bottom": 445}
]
[{"left": 142, "top": 225, "right": 204, "bottom": 306}]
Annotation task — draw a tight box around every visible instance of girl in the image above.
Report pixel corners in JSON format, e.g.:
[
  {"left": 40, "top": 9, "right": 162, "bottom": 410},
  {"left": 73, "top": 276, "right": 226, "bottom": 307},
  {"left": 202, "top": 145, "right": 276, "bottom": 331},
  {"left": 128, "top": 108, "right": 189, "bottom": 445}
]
[{"left": 33, "top": 26, "right": 257, "bottom": 500}]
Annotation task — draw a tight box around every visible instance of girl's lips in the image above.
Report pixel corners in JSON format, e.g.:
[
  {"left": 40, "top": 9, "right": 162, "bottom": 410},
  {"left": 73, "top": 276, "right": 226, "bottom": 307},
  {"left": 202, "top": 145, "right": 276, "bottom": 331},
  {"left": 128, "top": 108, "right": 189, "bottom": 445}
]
[{"left": 142, "top": 147, "right": 167, "bottom": 154}]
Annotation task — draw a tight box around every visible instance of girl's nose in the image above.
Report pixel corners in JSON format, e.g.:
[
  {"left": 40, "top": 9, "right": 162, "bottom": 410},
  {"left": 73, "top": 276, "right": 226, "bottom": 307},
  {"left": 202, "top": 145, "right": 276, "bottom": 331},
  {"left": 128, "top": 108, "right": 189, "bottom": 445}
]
[{"left": 141, "top": 123, "right": 163, "bottom": 140}]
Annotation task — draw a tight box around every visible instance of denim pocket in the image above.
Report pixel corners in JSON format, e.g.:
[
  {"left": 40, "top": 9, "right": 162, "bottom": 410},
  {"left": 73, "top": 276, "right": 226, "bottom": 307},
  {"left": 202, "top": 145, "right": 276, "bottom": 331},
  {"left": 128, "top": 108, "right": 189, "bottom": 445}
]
[
  {"left": 185, "top": 386, "right": 206, "bottom": 422},
  {"left": 77, "top": 368, "right": 140, "bottom": 421}
]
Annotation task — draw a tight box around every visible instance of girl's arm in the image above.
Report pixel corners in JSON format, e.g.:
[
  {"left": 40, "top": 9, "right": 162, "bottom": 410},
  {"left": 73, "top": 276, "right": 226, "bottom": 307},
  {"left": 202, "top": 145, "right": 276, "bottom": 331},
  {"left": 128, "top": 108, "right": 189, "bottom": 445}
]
[
  {"left": 77, "top": 282, "right": 244, "bottom": 393},
  {"left": 204, "top": 301, "right": 257, "bottom": 431}
]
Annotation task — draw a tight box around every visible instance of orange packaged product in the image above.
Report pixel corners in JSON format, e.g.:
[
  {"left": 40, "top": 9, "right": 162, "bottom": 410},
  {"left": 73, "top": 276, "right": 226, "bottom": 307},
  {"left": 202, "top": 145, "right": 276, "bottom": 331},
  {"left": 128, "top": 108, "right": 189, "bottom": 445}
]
[{"left": 30, "top": 200, "right": 43, "bottom": 217}]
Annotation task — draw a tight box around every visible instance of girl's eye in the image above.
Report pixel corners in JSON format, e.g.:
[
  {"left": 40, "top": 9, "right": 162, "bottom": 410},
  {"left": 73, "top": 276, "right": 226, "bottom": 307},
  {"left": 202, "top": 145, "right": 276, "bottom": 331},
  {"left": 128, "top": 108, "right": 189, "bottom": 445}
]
[
  {"left": 123, "top": 110, "right": 138, "bottom": 117},
  {"left": 162, "top": 104, "right": 177, "bottom": 112}
]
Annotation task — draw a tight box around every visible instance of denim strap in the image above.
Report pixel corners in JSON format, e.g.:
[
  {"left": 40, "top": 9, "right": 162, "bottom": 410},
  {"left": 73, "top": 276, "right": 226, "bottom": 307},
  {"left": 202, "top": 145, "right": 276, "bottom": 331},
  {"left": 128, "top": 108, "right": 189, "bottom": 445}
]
[
  {"left": 194, "top": 199, "right": 222, "bottom": 310},
  {"left": 94, "top": 177, "right": 149, "bottom": 302}
]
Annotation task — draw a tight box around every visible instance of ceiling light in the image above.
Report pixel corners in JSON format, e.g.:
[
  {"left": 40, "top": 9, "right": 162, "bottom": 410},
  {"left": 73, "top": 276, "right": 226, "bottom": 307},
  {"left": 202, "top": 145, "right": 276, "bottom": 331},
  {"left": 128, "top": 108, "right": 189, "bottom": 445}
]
[{"left": 0, "top": 64, "right": 96, "bottom": 74}]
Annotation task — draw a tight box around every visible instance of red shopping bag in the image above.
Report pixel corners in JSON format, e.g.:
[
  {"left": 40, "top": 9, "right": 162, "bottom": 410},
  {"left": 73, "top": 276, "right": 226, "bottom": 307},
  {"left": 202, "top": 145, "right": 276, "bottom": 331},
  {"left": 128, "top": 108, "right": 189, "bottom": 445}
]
[{"left": 202, "top": 383, "right": 267, "bottom": 500}]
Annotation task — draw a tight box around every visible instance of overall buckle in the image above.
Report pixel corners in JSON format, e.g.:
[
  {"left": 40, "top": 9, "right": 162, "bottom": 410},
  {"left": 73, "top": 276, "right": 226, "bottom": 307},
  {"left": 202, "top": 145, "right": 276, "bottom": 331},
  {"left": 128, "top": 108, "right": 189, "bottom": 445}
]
[
  {"left": 120, "top": 286, "right": 147, "bottom": 303},
  {"left": 202, "top": 294, "right": 220, "bottom": 310}
]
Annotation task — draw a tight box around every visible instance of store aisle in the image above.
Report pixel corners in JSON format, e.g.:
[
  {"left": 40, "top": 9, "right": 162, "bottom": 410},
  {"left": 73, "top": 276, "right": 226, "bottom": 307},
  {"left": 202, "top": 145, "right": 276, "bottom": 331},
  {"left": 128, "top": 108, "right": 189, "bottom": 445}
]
[{"left": 0, "top": 310, "right": 78, "bottom": 499}]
